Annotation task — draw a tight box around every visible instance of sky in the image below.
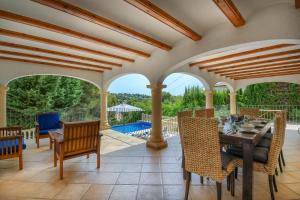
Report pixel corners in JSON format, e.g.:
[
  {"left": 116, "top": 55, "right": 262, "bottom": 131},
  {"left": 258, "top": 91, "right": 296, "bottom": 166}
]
[{"left": 108, "top": 73, "right": 204, "bottom": 96}]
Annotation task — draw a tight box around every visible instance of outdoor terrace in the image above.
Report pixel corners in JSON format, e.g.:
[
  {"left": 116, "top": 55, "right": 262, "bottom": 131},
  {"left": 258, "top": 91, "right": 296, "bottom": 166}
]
[{"left": 0, "top": 127, "right": 300, "bottom": 200}]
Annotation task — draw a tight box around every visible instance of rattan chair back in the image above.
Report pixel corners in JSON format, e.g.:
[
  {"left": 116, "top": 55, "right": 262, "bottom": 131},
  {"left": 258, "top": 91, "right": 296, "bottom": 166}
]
[
  {"left": 240, "top": 108, "right": 260, "bottom": 118},
  {"left": 266, "top": 112, "right": 285, "bottom": 174},
  {"left": 195, "top": 108, "right": 214, "bottom": 118},
  {"left": 181, "top": 117, "right": 225, "bottom": 181}
]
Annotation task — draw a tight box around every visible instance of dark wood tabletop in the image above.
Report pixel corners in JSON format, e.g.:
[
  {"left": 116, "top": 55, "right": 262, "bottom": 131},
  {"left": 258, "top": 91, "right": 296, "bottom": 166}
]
[{"left": 219, "top": 120, "right": 272, "bottom": 200}]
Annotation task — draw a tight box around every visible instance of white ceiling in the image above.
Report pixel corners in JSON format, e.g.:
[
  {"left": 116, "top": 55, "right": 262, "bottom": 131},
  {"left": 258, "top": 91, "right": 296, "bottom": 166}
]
[{"left": 0, "top": 0, "right": 298, "bottom": 78}]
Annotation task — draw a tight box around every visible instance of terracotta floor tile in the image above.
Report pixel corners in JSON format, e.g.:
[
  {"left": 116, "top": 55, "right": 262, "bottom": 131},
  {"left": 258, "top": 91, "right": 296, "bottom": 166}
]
[
  {"left": 82, "top": 184, "right": 114, "bottom": 200},
  {"left": 140, "top": 173, "right": 162, "bottom": 185},
  {"left": 109, "top": 185, "right": 138, "bottom": 200},
  {"left": 137, "top": 185, "right": 163, "bottom": 200},
  {"left": 54, "top": 183, "right": 91, "bottom": 200}
]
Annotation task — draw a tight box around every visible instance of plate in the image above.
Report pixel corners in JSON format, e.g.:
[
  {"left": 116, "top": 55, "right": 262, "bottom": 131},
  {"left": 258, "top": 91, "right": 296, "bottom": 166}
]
[{"left": 239, "top": 128, "right": 257, "bottom": 134}]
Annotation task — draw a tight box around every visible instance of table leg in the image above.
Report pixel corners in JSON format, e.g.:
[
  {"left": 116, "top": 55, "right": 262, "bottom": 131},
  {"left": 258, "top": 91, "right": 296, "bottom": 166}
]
[{"left": 243, "top": 142, "right": 254, "bottom": 200}]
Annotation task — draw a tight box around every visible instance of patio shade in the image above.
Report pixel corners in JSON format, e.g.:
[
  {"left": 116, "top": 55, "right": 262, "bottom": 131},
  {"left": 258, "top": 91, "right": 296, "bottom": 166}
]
[{"left": 108, "top": 103, "right": 144, "bottom": 112}]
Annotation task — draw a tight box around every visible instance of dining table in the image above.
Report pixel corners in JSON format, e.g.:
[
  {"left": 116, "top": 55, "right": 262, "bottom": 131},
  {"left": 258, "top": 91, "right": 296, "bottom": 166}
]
[{"left": 219, "top": 117, "right": 272, "bottom": 200}]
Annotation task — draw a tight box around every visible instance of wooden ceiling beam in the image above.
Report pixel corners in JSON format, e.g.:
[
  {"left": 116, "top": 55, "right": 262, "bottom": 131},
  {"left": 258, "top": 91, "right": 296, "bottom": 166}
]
[
  {"left": 0, "top": 50, "right": 112, "bottom": 70},
  {"left": 220, "top": 63, "right": 300, "bottom": 76},
  {"left": 212, "top": 0, "right": 245, "bottom": 27},
  {"left": 232, "top": 70, "right": 300, "bottom": 80},
  {"left": 31, "top": 0, "right": 172, "bottom": 51},
  {"left": 190, "top": 43, "right": 295, "bottom": 67},
  {"left": 214, "top": 60, "right": 300, "bottom": 74},
  {"left": 0, "top": 10, "right": 150, "bottom": 58},
  {"left": 224, "top": 65, "right": 300, "bottom": 77},
  {"left": 208, "top": 55, "right": 300, "bottom": 72},
  {"left": 200, "top": 49, "right": 300, "bottom": 69},
  {"left": 0, "top": 28, "right": 134, "bottom": 63},
  {"left": 0, "top": 56, "right": 104, "bottom": 73},
  {"left": 0, "top": 41, "right": 122, "bottom": 67},
  {"left": 124, "top": 0, "right": 201, "bottom": 41},
  {"left": 296, "top": 0, "right": 300, "bottom": 8}
]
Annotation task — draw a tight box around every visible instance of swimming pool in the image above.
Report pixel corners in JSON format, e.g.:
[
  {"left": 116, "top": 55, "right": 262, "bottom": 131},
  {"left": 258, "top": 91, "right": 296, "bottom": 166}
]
[{"left": 111, "top": 121, "right": 152, "bottom": 134}]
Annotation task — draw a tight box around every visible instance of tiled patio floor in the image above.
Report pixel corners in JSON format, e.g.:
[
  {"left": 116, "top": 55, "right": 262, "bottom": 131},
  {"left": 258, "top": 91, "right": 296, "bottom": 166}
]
[{"left": 0, "top": 128, "right": 300, "bottom": 200}]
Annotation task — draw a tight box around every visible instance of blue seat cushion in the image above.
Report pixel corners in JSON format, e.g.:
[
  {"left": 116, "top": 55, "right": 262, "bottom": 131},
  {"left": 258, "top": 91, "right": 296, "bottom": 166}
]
[
  {"left": 37, "top": 112, "right": 60, "bottom": 130},
  {"left": 39, "top": 129, "right": 60, "bottom": 135},
  {"left": 227, "top": 146, "right": 269, "bottom": 164},
  {"left": 221, "top": 151, "right": 237, "bottom": 169},
  {"left": 263, "top": 132, "right": 273, "bottom": 139},
  {"left": 257, "top": 138, "right": 272, "bottom": 148},
  {"left": 0, "top": 138, "right": 26, "bottom": 154}
]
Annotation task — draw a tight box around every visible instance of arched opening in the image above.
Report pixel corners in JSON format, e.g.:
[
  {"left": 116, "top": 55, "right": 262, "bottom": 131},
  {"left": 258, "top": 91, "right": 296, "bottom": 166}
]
[
  {"left": 236, "top": 82, "right": 300, "bottom": 125},
  {"left": 6, "top": 75, "right": 101, "bottom": 130},
  {"left": 106, "top": 74, "right": 152, "bottom": 139},
  {"left": 162, "top": 73, "right": 207, "bottom": 115},
  {"left": 161, "top": 73, "right": 208, "bottom": 137},
  {"left": 213, "top": 82, "right": 232, "bottom": 117}
]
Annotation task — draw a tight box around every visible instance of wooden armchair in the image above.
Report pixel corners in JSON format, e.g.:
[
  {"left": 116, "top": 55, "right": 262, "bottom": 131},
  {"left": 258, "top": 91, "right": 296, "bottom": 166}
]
[
  {"left": 51, "top": 120, "right": 102, "bottom": 179},
  {"left": 0, "top": 127, "right": 26, "bottom": 170},
  {"left": 35, "top": 112, "right": 62, "bottom": 148}
]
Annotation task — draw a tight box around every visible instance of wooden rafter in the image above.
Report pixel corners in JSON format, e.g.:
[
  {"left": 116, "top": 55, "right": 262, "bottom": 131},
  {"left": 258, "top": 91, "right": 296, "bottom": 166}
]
[
  {"left": 212, "top": 0, "right": 245, "bottom": 27},
  {"left": 31, "top": 0, "right": 172, "bottom": 51},
  {"left": 200, "top": 49, "right": 300, "bottom": 69},
  {"left": 0, "top": 50, "right": 112, "bottom": 70},
  {"left": 296, "top": 0, "right": 300, "bottom": 8},
  {"left": 225, "top": 64, "right": 300, "bottom": 77},
  {"left": 220, "top": 63, "right": 300, "bottom": 76},
  {"left": 189, "top": 44, "right": 295, "bottom": 67},
  {"left": 214, "top": 60, "right": 300, "bottom": 74},
  {"left": 232, "top": 70, "right": 300, "bottom": 80},
  {"left": 124, "top": 0, "right": 201, "bottom": 41},
  {"left": 0, "top": 28, "right": 134, "bottom": 63},
  {"left": 0, "top": 41, "right": 122, "bottom": 67},
  {"left": 208, "top": 55, "right": 300, "bottom": 72},
  {"left": 0, "top": 56, "right": 104, "bottom": 73},
  {"left": 0, "top": 10, "right": 150, "bottom": 58}
]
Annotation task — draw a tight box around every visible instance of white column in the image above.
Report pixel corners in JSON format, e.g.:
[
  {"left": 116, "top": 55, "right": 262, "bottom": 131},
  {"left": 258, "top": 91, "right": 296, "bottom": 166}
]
[
  {"left": 230, "top": 92, "right": 237, "bottom": 115},
  {"left": 0, "top": 85, "right": 8, "bottom": 127},
  {"left": 205, "top": 90, "right": 213, "bottom": 109},
  {"left": 146, "top": 83, "right": 168, "bottom": 149},
  {"left": 100, "top": 91, "right": 110, "bottom": 130}
]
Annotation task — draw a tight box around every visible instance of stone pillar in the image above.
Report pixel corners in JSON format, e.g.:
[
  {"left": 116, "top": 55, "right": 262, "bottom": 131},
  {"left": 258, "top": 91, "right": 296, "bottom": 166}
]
[
  {"left": 230, "top": 92, "right": 237, "bottom": 115},
  {"left": 0, "top": 85, "right": 8, "bottom": 127},
  {"left": 100, "top": 91, "right": 110, "bottom": 130},
  {"left": 146, "top": 83, "right": 168, "bottom": 149},
  {"left": 205, "top": 90, "right": 213, "bottom": 109}
]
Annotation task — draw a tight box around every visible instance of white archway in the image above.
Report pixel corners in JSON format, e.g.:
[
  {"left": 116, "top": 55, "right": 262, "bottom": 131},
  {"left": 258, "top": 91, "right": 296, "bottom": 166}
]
[
  {"left": 0, "top": 60, "right": 102, "bottom": 89},
  {"left": 104, "top": 73, "right": 151, "bottom": 92},
  {"left": 162, "top": 72, "right": 211, "bottom": 91}
]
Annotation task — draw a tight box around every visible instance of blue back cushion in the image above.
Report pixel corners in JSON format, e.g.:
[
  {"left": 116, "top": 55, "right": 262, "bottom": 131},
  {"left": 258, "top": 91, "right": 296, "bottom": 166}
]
[{"left": 37, "top": 112, "right": 60, "bottom": 130}]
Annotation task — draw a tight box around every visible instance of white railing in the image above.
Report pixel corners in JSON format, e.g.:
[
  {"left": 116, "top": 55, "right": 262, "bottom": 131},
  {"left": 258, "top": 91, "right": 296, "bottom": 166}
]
[
  {"left": 142, "top": 113, "right": 178, "bottom": 138},
  {"left": 238, "top": 105, "right": 300, "bottom": 124}
]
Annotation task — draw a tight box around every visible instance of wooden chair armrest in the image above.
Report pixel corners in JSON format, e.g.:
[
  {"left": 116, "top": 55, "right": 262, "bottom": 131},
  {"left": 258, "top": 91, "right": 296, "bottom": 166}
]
[
  {"left": 0, "top": 134, "right": 23, "bottom": 141},
  {"left": 49, "top": 131, "right": 64, "bottom": 143}
]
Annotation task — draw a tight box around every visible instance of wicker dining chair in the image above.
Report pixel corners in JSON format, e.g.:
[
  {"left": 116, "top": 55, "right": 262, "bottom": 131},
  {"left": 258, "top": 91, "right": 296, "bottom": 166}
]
[
  {"left": 235, "top": 112, "right": 285, "bottom": 200},
  {"left": 181, "top": 117, "right": 238, "bottom": 200},
  {"left": 195, "top": 108, "right": 214, "bottom": 118},
  {"left": 177, "top": 110, "right": 193, "bottom": 179},
  {"left": 239, "top": 107, "right": 260, "bottom": 118},
  {"left": 257, "top": 110, "right": 287, "bottom": 173}
]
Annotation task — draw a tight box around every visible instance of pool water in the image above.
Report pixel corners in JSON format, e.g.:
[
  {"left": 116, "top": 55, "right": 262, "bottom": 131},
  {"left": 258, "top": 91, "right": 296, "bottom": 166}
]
[{"left": 111, "top": 121, "right": 152, "bottom": 134}]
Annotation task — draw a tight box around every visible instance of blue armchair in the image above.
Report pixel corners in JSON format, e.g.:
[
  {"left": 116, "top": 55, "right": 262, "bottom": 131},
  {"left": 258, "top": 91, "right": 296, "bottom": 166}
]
[{"left": 35, "top": 112, "right": 62, "bottom": 148}]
